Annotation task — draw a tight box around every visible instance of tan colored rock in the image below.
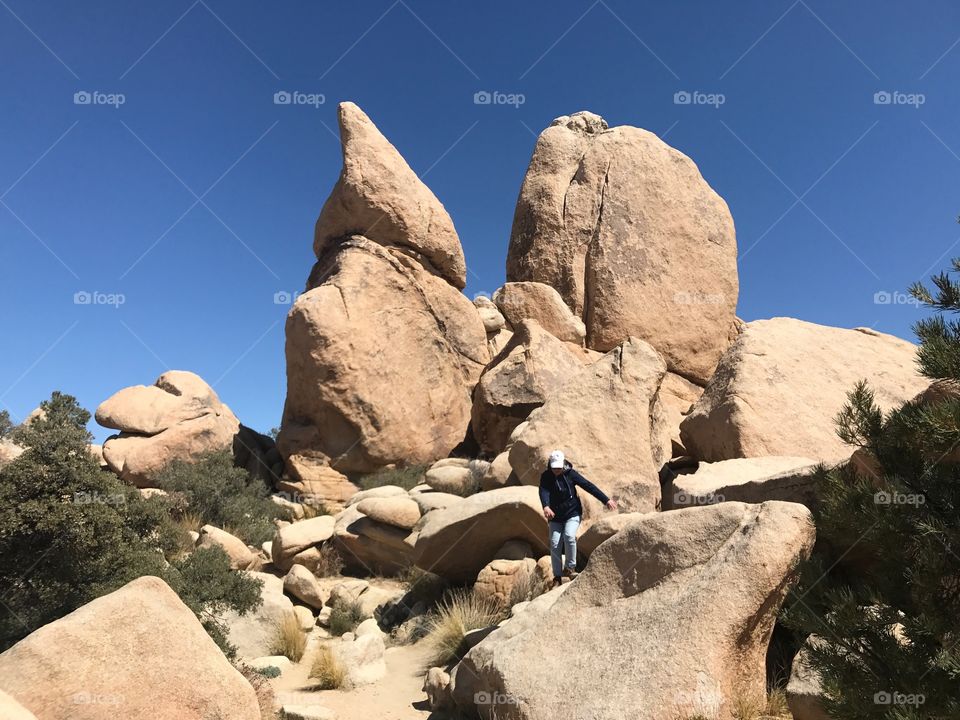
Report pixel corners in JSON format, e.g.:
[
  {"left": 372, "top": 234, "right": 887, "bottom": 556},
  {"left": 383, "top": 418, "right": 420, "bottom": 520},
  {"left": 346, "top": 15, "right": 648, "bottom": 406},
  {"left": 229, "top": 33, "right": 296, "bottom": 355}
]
[
  {"left": 481, "top": 451, "right": 517, "bottom": 490},
  {"left": 423, "top": 667, "right": 453, "bottom": 712},
  {"left": 474, "top": 558, "right": 538, "bottom": 606},
  {"left": 293, "top": 605, "right": 315, "bottom": 631},
  {"left": 510, "top": 337, "right": 672, "bottom": 512},
  {"left": 333, "top": 505, "right": 413, "bottom": 576},
  {"left": 665, "top": 456, "right": 820, "bottom": 510},
  {"left": 314, "top": 102, "right": 466, "bottom": 288},
  {"left": 486, "top": 327, "right": 514, "bottom": 357},
  {"left": 660, "top": 372, "right": 704, "bottom": 454},
  {"left": 413, "top": 487, "right": 548, "bottom": 582},
  {"left": 452, "top": 502, "right": 815, "bottom": 720},
  {"left": 680, "top": 319, "right": 927, "bottom": 464},
  {"left": 471, "top": 320, "right": 597, "bottom": 455},
  {"left": 356, "top": 496, "right": 421, "bottom": 530},
  {"left": 0, "top": 576, "right": 259, "bottom": 720},
  {"left": 197, "top": 525, "right": 254, "bottom": 569},
  {"left": 219, "top": 571, "right": 295, "bottom": 659},
  {"left": 345, "top": 485, "right": 409, "bottom": 506},
  {"left": 0, "top": 438, "right": 24, "bottom": 467},
  {"left": 494, "top": 282, "right": 585, "bottom": 344},
  {"left": 338, "top": 633, "right": 387, "bottom": 686},
  {"left": 0, "top": 690, "right": 36, "bottom": 720},
  {"left": 280, "top": 455, "right": 359, "bottom": 510},
  {"left": 271, "top": 515, "right": 336, "bottom": 571},
  {"left": 507, "top": 111, "right": 739, "bottom": 383},
  {"left": 786, "top": 636, "right": 830, "bottom": 720},
  {"left": 283, "top": 564, "right": 326, "bottom": 609},
  {"left": 474, "top": 295, "right": 506, "bottom": 333},
  {"left": 424, "top": 463, "right": 481, "bottom": 496},
  {"left": 576, "top": 512, "right": 647, "bottom": 557},
  {"left": 281, "top": 236, "right": 487, "bottom": 473},
  {"left": 411, "top": 491, "right": 462, "bottom": 514},
  {"left": 98, "top": 371, "right": 240, "bottom": 487}
]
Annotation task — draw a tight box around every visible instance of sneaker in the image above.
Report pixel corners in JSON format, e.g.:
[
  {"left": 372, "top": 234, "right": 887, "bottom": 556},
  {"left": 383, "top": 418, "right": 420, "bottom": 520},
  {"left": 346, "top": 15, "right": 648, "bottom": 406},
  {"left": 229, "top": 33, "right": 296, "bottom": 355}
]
[
  {"left": 562, "top": 567, "right": 578, "bottom": 579},
  {"left": 551, "top": 577, "right": 562, "bottom": 588}
]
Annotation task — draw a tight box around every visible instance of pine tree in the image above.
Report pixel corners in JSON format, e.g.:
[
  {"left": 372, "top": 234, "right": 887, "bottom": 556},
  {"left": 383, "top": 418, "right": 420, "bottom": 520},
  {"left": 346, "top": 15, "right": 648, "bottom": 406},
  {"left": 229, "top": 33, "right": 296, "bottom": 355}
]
[{"left": 783, "top": 261, "right": 960, "bottom": 718}]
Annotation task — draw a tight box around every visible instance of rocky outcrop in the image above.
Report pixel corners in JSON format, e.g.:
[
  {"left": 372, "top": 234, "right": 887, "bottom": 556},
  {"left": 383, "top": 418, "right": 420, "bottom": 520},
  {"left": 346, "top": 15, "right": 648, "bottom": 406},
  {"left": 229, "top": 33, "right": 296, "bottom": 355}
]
[
  {"left": 664, "top": 456, "right": 820, "bottom": 509},
  {"left": 97, "top": 371, "right": 241, "bottom": 487},
  {"left": 314, "top": 102, "right": 466, "bottom": 289},
  {"left": 510, "top": 337, "right": 671, "bottom": 512},
  {"left": 278, "top": 455, "right": 359, "bottom": 511},
  {"left": 0, "top": 576, "right": 260, "bottom": 720},
  {"left": 493, "top": 282, "right": 585, "bottom": 344},
  {"left": 334, "top": 504, "right": 416, "bottom": 575},
  {"left": 413, "top": 487, "right": 548, "bottom": 582},
  {"left": 271, "top": 515, "right": 336, "bottom": 572},
  {"left": 451, "top": 502, "right": 815, "bottom": 720},
  {"left": 507, "top": 111, "right": 739, "bottom": 384},
  {"left": 471, "top": 320, "right": 596, "bottom": 455},
  {"left": 680, "top": 319, "right": 927, "bottom": 464}
]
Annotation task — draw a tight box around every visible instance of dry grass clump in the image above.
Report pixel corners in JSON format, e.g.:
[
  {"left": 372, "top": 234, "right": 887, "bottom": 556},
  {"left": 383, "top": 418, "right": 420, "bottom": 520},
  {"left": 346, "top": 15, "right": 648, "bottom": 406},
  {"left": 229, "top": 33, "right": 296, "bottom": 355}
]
[
  {"left": 300, "top": 542, "right": 344, "bottom": 578},
  {"left": 309, "top": 644, "right": 346, "bottom": 689},
  {"left": 425, "top": 590, "right": 505, "bottom": 665},
  {"left": 269, "top": 612, "right": 306, "bottom": 662}
]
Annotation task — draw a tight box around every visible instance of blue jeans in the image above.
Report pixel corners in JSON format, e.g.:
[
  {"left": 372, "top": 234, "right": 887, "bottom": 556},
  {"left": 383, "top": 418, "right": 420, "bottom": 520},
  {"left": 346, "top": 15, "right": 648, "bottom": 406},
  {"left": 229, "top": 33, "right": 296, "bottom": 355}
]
[{"left": 548, "top": 515, "right": 581, "bottom": 578}]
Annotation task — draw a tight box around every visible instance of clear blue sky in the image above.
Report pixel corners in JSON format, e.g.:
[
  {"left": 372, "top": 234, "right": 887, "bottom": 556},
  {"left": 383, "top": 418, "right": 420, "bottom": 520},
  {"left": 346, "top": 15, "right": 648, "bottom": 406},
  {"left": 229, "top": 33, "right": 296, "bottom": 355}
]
[{"left": 2, "top": 0, "right": 958, "bottom": 443}]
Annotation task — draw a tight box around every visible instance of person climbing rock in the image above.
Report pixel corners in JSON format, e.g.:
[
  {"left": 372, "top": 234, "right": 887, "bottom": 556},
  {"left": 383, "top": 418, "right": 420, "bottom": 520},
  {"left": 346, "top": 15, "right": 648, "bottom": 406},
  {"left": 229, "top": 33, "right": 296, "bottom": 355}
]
[{"left": 539, "top": 450, "right": 617, "bottom": 587}]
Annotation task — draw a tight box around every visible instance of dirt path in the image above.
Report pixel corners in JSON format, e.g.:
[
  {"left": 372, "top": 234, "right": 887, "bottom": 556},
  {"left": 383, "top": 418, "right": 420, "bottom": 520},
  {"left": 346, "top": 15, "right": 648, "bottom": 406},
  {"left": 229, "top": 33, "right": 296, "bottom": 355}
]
[{"left": 272, "top": 638, "right": 441, "bottom": 720}]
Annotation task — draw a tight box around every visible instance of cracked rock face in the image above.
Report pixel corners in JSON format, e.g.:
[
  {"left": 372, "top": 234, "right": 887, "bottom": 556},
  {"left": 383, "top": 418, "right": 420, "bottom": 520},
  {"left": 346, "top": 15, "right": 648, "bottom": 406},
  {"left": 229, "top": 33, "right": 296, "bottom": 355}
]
[
  {"left": 451, "top": 501, "right": 816, "bottom": 720},
  {"left": 507, "top": 111, "right": 739, "bottom": 384},
  {"left": 282, "top": 237, "right": 487, "bottom": 473}
]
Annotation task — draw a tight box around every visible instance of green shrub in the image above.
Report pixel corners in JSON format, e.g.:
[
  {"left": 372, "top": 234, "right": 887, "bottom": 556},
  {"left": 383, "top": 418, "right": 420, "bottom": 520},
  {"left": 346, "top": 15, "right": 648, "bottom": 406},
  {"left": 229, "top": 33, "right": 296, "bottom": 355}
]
[
  {"left": 154, "top": 451, "right": 287, "bottom": 545},
  {"left": 356, "top": 464, "right": 427, "bottom": 491},
  {"left": 0, "top": 392, "right": 262, "bottom": 655},
  {"left": 328, "top": 598, "right": 366, "bottom": 636},
  {"left": 0, "top": 410, "right": 12, "bottom": 438},
  {"left": 255, "top": 664, "right": 281, "bottom": 679}
]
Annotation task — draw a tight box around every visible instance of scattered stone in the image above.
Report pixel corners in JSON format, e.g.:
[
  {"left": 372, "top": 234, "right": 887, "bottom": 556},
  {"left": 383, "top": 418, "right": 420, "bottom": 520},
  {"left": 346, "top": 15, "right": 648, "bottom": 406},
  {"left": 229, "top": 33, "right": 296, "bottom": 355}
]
[
  {"left": 283, "top": 564, "right": 326, "bottom": 609},
  {"left": 197, "top": 525, "right": 254, "bottom": 569},
  {"left": 356, "top": 496, "right": 421, "bottom": 530}
]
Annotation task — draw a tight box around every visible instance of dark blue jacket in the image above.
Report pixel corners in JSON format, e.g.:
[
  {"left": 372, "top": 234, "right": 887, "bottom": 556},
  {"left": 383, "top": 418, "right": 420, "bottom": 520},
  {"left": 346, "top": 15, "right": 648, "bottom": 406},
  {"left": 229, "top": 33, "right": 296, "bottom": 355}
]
[{"left": 538, "top": 462, "right": 610, "bottom": 522}]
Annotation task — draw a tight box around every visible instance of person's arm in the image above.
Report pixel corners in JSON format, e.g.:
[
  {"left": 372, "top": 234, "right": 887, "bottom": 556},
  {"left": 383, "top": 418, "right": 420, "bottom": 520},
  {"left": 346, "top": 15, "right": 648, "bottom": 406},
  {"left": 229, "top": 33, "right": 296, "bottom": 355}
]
[
  {"left": 538, "top": 474, "right": 555, "bottom": 519},
  {"left": 572, "top": 470, "right": 612, "bottom": 505}
]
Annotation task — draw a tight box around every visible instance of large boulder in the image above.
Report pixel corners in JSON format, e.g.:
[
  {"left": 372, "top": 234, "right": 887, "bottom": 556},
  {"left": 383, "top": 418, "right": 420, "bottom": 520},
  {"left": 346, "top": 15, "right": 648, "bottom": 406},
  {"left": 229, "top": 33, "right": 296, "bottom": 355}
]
[
  {"left": 281, "top": 235, "right": 488, "bottom": 473},
  {"left": 493, "top": 282, "right": 585, "bottom": 344},
  {"left": 333, "top": 504, "right": 415, "bottom": 575},
  {"left": 575, "top": 511, "right": 647, "bottom": 557},
  {"left": 277, "top": 455, "right": 359, "bottom": 511},
  {"left": 271, "top": 515, "right": 336, "bottom": 572},
  {"left": 659, "top": 371, "right": 704, "bottom": 454},
  {"left": 219, "top": 571, "right": 295, "bottom": 660},
  {"left": 413, "top": 487, "right": 548, "bottom": 582},
  {"left": 197, "top": 525, "right": 255, "bottom": 569},
  {"left": 356, "top": 496, "right": 421, "bottom": 530},
  {"left": 314, "top": 102, "right": 466, "bottom": 288},
  {"left": 471, "top": 320, "right": 596, "bottom": 455},
  {"left": 0, "top": 690, "right": 35, "bottom": 720},
  {"left": 0, "top": 576, "right": 260, "bottom": 720},
  {"left": 680, "top": 318, "right": 927, "bottom": 464},
  {"left": 509, "top": 337, "right": 671, "bottom": 512},
  {"left": 452, "top": 501, "right": 816, "bottom": 720},
  {"left": 506, "top": 111, "right": 739, "bottom": 384},
  {"left": 664, "top": 456, "right": 819, "bottom": 510},
  {"left": 98, "top": 371, "right": 240, "bottom": 486}
]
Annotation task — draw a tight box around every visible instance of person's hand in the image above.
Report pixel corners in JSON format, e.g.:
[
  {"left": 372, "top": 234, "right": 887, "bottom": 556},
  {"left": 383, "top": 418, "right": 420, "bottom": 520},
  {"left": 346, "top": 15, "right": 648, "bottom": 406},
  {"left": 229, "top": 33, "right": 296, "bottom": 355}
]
[
  {"left": 543, "top": 506, "right": 555, "bottom": 520},
  {"left": 606, "top": 499, "right": 618, "bottom": 512}
]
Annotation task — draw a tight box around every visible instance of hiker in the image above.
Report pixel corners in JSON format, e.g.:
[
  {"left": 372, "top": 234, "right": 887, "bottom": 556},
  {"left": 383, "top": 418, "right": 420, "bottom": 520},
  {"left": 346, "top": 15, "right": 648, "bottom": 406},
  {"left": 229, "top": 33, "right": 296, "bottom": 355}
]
[{"left": 539, "top": 450, "right": 617, "bottom": 587}]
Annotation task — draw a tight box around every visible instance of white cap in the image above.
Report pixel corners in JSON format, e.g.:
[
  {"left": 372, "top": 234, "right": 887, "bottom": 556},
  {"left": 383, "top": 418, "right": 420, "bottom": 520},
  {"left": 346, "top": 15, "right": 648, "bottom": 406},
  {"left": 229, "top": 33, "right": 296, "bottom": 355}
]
[{"left": 548, "top": 450, "right": 565, "bottom": 469}]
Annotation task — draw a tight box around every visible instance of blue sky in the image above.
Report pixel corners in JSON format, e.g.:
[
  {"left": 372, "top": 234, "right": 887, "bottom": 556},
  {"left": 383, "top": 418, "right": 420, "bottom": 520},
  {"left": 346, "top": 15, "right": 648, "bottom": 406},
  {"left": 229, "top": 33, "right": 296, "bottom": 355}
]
[{"left": 2, "top": 0, "right": 959, "bottom": 443}]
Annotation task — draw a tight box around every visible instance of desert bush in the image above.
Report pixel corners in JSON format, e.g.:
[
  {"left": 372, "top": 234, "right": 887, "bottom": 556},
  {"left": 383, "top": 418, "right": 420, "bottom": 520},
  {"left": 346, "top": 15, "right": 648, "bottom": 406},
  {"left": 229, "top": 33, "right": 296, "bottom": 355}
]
[
  {"left": 0, "top": 392, "right": 262, "bottom": 654},
  {"left": 155, "top": 451, "right": 287, "bottom": 545},
  {"left": 309, "top": 644, "right": 346, "bottom": 689},
  {"left": 270, "top": 611, "right": 306, "bottom": 662},
  {"left": 425, "top": 589, "right": 504, "bottom": 664},
  {"left": 0, "top": 410, "right": 13, "bottom": 438},
  {"left": 356, "top": 464, "right": 427, "bottom": 491},
  {"left": 328, "top": 598, "right": 366, "bottom": 636},
  {"left": 299, "top": 542, "right": 344, "bottom": 578},
  {"left": 254, "top": 664, "right": 281, "bottom": 679},
  {"left": 236, "top": 662, "right": 278, "bottom": 720}
]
